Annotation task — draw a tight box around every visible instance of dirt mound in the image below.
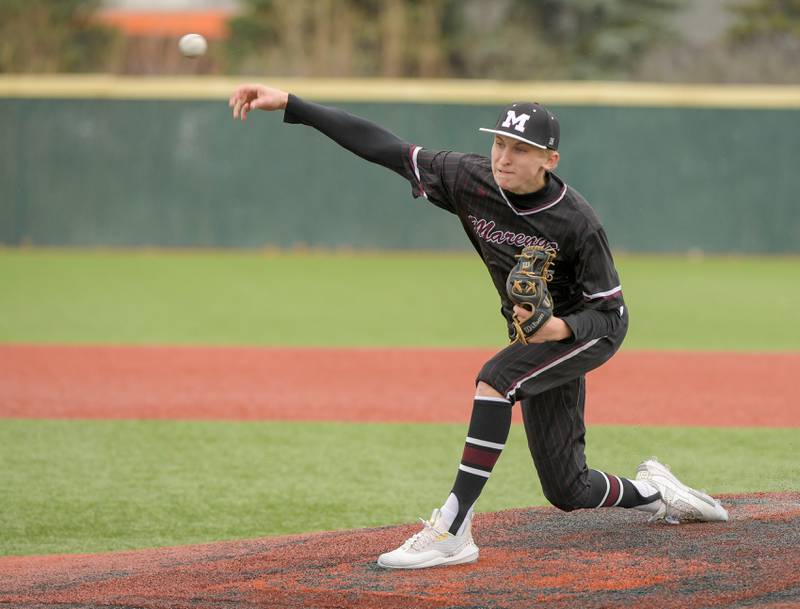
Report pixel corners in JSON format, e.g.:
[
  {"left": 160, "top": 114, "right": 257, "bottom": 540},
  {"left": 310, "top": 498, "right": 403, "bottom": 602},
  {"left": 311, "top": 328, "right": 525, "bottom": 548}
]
[{"left": 2, "top": 493, "right": 798, "bottom": 609}]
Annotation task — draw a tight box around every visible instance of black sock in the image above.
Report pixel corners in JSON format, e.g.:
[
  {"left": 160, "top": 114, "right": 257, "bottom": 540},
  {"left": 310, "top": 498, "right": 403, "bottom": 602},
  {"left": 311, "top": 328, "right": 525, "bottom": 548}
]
[
  {"left": 588, "top": 470, "right": 661, "bottom": 509},
  {"left": 447, "top": 396, "right": 512, "bottom": 535}
]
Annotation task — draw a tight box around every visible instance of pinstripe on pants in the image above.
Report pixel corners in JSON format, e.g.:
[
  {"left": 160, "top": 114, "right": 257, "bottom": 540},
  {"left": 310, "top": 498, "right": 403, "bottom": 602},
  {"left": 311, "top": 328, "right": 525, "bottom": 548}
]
[{"left": 476, "top": 324, "right": 626, "bottom": 511}]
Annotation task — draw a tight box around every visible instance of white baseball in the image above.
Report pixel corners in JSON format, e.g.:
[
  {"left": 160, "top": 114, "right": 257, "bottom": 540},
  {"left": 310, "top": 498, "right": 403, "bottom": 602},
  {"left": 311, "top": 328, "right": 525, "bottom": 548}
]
[{"left": 179, "top": 33, "right": 207, "bottom": 58}]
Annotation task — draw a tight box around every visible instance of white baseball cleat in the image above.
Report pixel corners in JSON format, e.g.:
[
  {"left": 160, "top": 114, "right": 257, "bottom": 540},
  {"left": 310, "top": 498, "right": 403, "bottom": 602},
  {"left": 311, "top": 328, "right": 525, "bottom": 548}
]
[
  {"left": 636, "top": 458, "right": 729, "bottom": 524},
  {"left": 377, "top": 509, "right": 479, "bottom": 569}
]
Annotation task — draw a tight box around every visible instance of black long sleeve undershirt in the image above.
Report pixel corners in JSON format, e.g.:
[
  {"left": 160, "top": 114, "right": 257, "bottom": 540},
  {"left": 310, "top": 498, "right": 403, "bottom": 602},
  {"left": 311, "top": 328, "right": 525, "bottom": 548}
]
[{"left": 283, "top": 94, "right": 408, "bottom": 177}]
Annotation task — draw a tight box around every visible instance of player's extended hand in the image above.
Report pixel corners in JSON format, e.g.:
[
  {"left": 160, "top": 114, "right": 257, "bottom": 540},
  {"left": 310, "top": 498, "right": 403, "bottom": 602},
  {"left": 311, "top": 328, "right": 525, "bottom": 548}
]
[
  {"left": 229, "top": 84, "right": 290, "bottom": 121},
  {"left": 512, "top": 305, "right": 572, "bottom": 343}
]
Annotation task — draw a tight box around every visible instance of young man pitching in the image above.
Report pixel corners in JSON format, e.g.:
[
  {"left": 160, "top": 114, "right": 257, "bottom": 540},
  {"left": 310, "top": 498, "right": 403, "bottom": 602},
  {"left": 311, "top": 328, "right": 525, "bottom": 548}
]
[{"left": 229, "top": 84, "right": 729, "bottom": 570}]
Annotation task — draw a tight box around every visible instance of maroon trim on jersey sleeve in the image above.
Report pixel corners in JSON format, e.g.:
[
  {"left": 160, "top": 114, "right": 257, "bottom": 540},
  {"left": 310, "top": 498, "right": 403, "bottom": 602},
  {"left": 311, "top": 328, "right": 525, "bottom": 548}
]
[
  {"left": 400, "top": 145, "right": 464, "bottom": 214},
  {"left": 582, "top": 285, "right": 623, "bottom": 302},
  {"left": 408, "top": 144, "right": 428, "bottom": 199}
]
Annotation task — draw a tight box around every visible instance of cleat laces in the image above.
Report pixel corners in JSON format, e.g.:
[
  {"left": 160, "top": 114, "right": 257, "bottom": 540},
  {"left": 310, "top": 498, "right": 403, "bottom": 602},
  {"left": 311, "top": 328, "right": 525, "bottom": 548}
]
[
  {"left": 402, "top": 517, "right": 442, "bottom": 551},
  {"left": 403, "top": 518, "right": 436, "bottom": 550}
]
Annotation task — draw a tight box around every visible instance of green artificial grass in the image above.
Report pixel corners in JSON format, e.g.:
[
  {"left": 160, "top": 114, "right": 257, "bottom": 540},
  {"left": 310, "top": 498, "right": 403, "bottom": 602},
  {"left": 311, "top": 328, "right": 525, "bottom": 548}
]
[
  {"left": 1, "top": 418, "right": 796, "bottom": 557},
  {"left": 1, "top": 250, "right": 799, "bottom": 349}
]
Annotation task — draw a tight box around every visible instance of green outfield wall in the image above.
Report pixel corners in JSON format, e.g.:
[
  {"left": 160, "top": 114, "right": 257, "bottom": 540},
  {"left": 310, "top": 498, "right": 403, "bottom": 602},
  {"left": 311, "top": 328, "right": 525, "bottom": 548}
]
[{"left": 2, "top": 77, "right": 799, "bottom": 252}]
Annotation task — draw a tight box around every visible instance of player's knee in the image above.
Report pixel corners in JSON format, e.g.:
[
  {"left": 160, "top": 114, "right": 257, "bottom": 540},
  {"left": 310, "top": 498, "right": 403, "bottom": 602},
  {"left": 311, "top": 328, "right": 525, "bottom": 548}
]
[
  {"left": 541, "top": 484, "right": 587, "bottom": 513},
  {"left": 544, "top": 494, "right": 582, "bottom": 512},
  {"left": 475, "top": 363, "right": 508, "bottom": 399},
  {"left": 475, "top": 381, "right": 504, "bottom": 399}
]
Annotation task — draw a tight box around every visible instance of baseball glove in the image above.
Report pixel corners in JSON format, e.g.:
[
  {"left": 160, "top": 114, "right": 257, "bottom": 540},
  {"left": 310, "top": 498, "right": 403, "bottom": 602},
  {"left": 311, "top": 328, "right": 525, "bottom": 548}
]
[{"left": 506, "top": 245, "right": 557, "bottom": 344}]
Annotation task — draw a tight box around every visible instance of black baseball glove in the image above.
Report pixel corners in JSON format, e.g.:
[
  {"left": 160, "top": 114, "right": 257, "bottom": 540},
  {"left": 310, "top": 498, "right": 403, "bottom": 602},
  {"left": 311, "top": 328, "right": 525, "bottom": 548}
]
[{"left": 506, "top": 245, "right": 557, "bottom": 344}]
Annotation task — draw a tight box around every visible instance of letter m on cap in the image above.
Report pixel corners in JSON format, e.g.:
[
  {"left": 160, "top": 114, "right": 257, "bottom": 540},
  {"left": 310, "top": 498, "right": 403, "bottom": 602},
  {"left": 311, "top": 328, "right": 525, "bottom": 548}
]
[{"left": 502, "top": 111, "right": 531, "bottom": 133}]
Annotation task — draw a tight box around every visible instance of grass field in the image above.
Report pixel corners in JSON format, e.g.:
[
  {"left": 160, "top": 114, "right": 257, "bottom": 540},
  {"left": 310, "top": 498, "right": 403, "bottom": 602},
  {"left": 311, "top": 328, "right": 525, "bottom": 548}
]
[
  {"left": 1, "top": 250, "right": 799, "bottom": 349},
  {"left": 1, "top": 419, "right": 796, "bottom": 556},
  {"left": 1, "top": 250, "right": 798, "bottom": 557}
]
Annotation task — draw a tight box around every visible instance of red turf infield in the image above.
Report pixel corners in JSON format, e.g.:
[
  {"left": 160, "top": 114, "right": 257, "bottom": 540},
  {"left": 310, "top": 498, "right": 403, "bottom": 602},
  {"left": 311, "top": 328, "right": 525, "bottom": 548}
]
[
  {"left": 1, "top": 345, "right": 798, "bottom": 426},
  {"left": 2, "top": 493, "right": 799, "bottom": 609}
]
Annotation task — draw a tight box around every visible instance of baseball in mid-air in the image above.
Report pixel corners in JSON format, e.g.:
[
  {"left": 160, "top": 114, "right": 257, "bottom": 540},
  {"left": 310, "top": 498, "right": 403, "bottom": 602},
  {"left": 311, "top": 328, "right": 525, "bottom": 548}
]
[{"left": 179, "top": 33, "right": 207, "bottom": 58}]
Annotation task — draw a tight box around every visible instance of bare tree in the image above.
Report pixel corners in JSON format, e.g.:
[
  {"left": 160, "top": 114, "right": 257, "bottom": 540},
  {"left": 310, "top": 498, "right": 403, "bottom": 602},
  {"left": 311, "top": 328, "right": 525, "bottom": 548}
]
[
  {"left": 380, "top": 0, "right": 407, "bottom": 76},
  {"left": 0, "top": 0, "right": 117, "bottom": 73}
]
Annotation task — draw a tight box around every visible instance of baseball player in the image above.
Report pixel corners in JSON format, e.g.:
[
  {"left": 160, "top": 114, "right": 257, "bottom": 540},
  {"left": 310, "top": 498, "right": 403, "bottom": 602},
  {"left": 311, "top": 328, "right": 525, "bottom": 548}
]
[{"left": 229, "top": 84, "right": 729, "bottom": 570}]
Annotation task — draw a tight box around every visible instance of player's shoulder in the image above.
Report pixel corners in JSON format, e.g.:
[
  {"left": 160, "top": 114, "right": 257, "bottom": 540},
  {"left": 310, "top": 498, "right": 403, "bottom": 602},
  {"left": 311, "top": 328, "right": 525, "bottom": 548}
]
[
  {"left": 459, "top": 152, "right": 492, "bottom": 175},
  {"left": 558, "top": 177, "right": 605, "bottom": 232},
  {"left": 414, "top": 148, "right": 489, "bottom": 173},
  {"left": 431, "top": 149, "right": 492, "bottom": 184},
  {"left": 430, "top": 149, "right": 489, "bottom": 169},
  {"left": 462, "top": 151, "right": 490, "bottom": 165}
]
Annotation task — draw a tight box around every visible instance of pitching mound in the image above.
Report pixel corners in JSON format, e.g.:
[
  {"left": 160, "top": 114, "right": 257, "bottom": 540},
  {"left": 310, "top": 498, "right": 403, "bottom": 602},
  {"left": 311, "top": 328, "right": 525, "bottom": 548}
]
[{"left": 2, "top": 493, "right": 798, "bottom": 609}]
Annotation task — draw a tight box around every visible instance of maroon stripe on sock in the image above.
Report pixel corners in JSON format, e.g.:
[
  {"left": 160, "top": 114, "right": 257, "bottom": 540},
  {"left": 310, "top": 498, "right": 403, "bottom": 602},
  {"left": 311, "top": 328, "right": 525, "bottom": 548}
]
[
  {"left": 462, "top": 445, "right": 500, "bottom": 470},
  {"left": 602, "top": 474, "right": 621, "bottom": 507}
]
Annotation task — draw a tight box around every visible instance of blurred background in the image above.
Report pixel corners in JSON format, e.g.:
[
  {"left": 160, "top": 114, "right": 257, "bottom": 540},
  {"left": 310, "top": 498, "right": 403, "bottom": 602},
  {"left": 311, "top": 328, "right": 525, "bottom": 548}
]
[
  {"left": 0, "top": 0, "right": 798, "bottom": 252},
  {"left": 1, "top": 0, "right": 799, "bottom": 82}
]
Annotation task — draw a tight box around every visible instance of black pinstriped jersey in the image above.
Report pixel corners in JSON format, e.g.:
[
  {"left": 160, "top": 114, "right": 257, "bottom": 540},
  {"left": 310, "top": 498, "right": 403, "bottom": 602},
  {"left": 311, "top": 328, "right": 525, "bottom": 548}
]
[
  {"left": 400, "top": 146, "right": 625, "bottom": 341},
  {"left": 282, "top": 94, "right": 625, "bottom": 345}
]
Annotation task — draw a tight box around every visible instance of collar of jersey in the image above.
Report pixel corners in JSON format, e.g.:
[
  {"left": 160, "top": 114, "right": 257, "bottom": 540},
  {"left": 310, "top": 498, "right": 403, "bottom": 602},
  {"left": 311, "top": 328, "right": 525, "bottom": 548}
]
[{"left": 496, "top": 173, "right": 567, "bottom": 216}]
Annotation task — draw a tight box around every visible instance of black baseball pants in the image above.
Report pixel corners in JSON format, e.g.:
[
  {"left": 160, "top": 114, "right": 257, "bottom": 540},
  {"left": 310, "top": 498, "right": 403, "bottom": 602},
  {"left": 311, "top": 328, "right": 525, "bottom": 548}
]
[{"left": 475, "top": 320, "right": 627, "bottom": 512}]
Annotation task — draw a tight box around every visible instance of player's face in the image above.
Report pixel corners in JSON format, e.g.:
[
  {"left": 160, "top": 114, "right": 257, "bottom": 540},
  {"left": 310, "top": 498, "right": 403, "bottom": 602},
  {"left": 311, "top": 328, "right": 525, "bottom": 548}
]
[{"left": 491, "top": 135, "right": 559, "bottom": 194}]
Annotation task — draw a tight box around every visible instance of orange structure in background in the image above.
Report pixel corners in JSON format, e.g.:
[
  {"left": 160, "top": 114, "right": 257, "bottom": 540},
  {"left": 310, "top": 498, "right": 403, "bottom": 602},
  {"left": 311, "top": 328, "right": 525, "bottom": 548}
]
[{"left": 97, "top": 10, "right": 232, "bottom": 39}]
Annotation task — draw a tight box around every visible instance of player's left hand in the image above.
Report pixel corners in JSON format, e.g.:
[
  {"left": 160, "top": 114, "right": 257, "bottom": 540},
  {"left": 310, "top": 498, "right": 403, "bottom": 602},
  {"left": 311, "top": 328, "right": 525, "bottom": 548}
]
[{"left": 513, "top": 306, "right": 572, "bottom": 343}]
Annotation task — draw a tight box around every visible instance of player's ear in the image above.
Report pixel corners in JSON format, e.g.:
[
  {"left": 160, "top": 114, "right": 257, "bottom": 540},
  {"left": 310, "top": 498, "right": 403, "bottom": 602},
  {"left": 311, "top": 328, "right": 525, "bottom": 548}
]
[{"left": 545, "top": 150, "right": 560, "bottom": 171}]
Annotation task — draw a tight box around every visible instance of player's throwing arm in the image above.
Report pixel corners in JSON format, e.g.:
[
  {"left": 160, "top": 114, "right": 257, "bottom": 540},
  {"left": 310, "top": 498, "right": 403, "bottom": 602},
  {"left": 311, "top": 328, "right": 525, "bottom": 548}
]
[{"left": 229, "top": 85, "right": 289, "bottom": 120}]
